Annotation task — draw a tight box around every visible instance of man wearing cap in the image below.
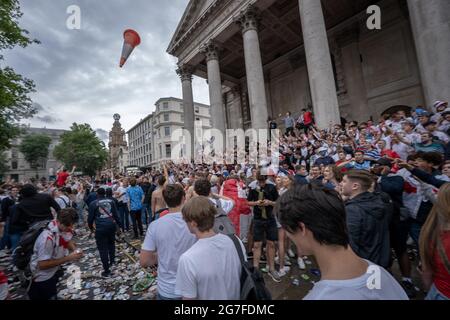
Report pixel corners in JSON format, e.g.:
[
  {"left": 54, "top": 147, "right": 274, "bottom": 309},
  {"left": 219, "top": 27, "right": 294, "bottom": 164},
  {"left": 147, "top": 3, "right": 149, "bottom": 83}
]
[
  {"left": 314, "top": 147, "right": 335, "bottom": 167},
  {"left": 415, "top": 111, "right": 431, "bottom": 133},
  {"left": 431, "top": 101, "right": 448, "bottom": 123}
]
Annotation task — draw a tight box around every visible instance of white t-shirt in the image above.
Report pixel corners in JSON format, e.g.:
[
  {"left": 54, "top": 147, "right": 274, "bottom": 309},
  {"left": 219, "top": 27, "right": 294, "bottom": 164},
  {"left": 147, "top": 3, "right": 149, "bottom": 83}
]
[
  {"left": 391, "top": 142, "right": 410, "bottom": 160},
  {"left": 432, "top": 130, "right": 449, "bottom": 143},
  {"left": 175, "top": 234, "right": 245, "bottom": 300},
  {"left": 30, "top": 223, "right": 72, "bottom": 282},
  {"left": 116, "top": 186, "right": 129, "bottom": 203},
  {"left": 209, "top": 198, "right": 234, "bottom": 215},
  {"left": 142, "top": 212, "right": 197, "bottom": 298},
  {"left": 303, "top": 260, "right": 408, "bottom": 300},
  {"left": 55, "top": 195, "right": 71, "bottom": 209}
]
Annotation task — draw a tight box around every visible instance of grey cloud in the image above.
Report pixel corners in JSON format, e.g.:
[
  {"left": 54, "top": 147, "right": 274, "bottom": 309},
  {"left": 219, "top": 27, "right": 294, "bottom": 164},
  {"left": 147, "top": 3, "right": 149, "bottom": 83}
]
[
  {"left": 5, "top": 0, "right": 209, "bottom": 132},
  {"left": 95, "top": 128, "right": 109, "bottom": 143},
  {"left": 36, "top": 115, "right": 61, "bottom": 124}
]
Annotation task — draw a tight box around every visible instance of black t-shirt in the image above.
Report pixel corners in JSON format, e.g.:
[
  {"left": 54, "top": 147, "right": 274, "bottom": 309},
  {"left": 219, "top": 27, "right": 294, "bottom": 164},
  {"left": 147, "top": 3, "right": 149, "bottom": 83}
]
[{"left": 247, "top": 184, "right": 279, "bottom": 220}]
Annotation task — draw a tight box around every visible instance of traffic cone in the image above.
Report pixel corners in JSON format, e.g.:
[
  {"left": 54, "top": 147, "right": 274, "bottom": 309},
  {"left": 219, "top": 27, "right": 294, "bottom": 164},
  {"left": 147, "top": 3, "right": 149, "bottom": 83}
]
[{"left": 119, "top": 29, "right": 141, "bottom": 68}]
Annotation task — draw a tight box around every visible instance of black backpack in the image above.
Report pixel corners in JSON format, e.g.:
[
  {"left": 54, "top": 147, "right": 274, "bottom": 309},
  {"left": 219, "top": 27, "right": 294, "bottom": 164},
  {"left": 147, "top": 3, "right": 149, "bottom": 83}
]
[
  {"left": 13, "top": 220, "right": 52, "bottom": 273},
  {"left": 227, "top": 234, "right": 272, "bottom": 300}
]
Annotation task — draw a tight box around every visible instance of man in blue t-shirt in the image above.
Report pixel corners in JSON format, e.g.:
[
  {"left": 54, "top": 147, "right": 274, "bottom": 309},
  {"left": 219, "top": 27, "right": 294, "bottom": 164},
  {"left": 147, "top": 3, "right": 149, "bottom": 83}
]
[
  {"left": 337, "top": 150, "right": 371, "bottom": 171},
  {"left": 126, "top": 178, "right": 145, "bottom": 239}
]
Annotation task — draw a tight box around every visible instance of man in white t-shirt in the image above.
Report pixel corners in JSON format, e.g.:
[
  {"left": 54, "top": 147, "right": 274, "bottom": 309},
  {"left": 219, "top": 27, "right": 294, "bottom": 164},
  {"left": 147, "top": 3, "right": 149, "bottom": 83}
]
[
  {"left": 193, "top": 179, "right": 235, "bottom": 214},
  {"left": 277, "top": 183, "right": 408, "bottom": 300},
  {"left": 115, "top": 179, "right": 130, "bottom": 232},
  {"left": 29, "top": 208, "right": 83, "bottom": 300},
  {"left": 175, "top": 196, "right": 244, "bottom": 300},
  {"left": 140, "top": 184, "right": 196, "bottom": 300}
]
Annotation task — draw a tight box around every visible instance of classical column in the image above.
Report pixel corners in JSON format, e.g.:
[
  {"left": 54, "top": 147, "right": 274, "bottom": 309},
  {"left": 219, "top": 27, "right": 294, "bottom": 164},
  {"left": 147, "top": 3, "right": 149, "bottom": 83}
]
[
  {"left": 201, "top": 41, "right": 227, "bottom": 135},
  {"left": 232, "top": 86, "right": 244, "bottom": 129},
  {"left": 176, "top": 64, "right": 195, "bottom": 159},
  {"left": 235, "top": 5, "right": 269, "bottom": 130},
  {"left": 407, "top": 0, "right": 450, "bottom": 107},
  {"left": 298, "top": 0, "right": 341, "bottom": 128}
]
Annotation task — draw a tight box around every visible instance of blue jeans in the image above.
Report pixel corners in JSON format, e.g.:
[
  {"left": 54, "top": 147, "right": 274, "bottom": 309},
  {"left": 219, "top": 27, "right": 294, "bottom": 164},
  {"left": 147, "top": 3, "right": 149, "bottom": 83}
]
[
  {"left": 0, "top": 220, "right": 11, "bottom": 250},
  {"left": 157, "top": 293, "right": 182, "bottom": 300},
  {"left": 10, "top": 232, "right": 23, "bottom": 252},
  {"left": 95, "top": 228, "right": 116, "bottom": 272},
  {"left": 77, "top": 207, "right": 85, "bottom": 226},
  {"left": 118, "top": 204, "right": 130, "bottom": 231},
  {"left": 141, "top": 203, "right": 151, "bottom": 226},
  {"left": 426, "top": 283, "right": 449, "bottom": 300}
]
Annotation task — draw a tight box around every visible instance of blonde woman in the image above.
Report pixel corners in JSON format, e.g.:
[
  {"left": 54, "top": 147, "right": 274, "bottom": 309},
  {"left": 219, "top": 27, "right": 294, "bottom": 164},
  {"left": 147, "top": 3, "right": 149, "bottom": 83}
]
[{"left": 419, "top": 183, "right": 450, "bottom": 300}]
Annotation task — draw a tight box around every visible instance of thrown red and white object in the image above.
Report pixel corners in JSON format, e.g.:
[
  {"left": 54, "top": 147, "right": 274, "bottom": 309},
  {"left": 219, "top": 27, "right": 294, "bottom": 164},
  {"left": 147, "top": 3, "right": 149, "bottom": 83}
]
[{"left": 119, "top": 29, "right": 141, "bottom": 68}]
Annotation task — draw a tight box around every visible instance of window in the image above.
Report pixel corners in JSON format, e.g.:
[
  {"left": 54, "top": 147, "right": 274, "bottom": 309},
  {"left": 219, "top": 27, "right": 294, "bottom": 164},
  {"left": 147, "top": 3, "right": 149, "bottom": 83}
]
[
  {"left": 159, "top": 144, "right": 162, "bottom": 158},
  {"left": 163, "top": 102, "right": 169, "bottom": 109},
  {"left": 196, "top": 117, "right": 200, "bottom": 121},
  {"left": 165, "top": 144, "right": 171, "bottom": 158},
  {"left": 164, "top": 114, "right": 169, "bottom": 122},
  {"left": 195, "top": 107, "right": 200, "bottom": 113},
  {"left": 11, "top": 161, "right": 18, "bottom": 170},
  {"left": 181, "top": 114, "right": 184, "bottom": 123},
  {"left": 164, "top": 127, "right": 170, "bottom": 137}
]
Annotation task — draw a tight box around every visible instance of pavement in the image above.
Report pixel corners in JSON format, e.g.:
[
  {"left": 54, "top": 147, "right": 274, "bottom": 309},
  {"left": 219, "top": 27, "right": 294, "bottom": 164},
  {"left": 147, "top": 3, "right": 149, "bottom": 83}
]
[{"left": 1, "top": 226, "right": 426, "bottom": 300}]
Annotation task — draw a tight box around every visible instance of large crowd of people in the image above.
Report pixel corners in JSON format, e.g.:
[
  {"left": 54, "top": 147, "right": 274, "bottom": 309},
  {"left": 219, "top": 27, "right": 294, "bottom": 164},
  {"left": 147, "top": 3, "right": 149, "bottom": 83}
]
[{"left": 1, "top": 100, "right": 450, "bottom": 300}]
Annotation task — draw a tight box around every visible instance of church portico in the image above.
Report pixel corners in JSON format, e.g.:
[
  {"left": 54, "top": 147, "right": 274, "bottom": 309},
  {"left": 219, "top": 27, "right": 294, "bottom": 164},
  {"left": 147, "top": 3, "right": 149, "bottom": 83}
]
[{"left": 168, "top": 0, "right": 448, "bottom": 133}]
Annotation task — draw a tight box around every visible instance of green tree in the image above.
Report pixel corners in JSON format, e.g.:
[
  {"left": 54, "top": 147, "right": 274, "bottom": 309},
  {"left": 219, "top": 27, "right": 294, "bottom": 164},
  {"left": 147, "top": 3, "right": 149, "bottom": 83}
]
[
  {"left": 54, "top": 123, "right": 108, "bottom": 176},
  {"left": 0, "top": 0, "right": 39, "bottom": 150},
  {"left": 19, "top": 134, "right": 51, "bottom": 177}
]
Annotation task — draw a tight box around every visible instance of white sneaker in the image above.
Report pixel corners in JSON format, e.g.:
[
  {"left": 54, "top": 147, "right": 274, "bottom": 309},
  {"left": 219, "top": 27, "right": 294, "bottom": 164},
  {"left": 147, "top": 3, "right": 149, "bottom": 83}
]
[
  {"left": 298, "top": 258, "right": 306, "bottom": 270},
  {"left": 288, "top": 249, "right": 295, "bottom": 258},
  {"left": 284, "top": 259, "right": 292, "bottom": 266},
  {"left": 279, "top": 266, "right": 290, "bottom": 277}
]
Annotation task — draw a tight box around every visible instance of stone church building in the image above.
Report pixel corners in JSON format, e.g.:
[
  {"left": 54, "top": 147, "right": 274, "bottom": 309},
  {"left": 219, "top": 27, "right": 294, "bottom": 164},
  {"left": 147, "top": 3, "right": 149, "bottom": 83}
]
[
  {"left": 108, "top": 114, "right": 128, "bottom": 173},
  {"left": 167, "top": 0, "right": 449, "bottom": 133}
]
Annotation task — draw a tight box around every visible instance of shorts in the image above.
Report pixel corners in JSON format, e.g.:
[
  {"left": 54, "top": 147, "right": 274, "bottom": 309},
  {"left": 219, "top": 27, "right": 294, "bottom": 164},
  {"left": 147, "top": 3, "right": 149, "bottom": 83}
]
[
  {"left": 28, "top": 272, "right": 60, "bottom": 300},
  {"left": 253, "top": 218, "right": 278, "bottom": 242}
]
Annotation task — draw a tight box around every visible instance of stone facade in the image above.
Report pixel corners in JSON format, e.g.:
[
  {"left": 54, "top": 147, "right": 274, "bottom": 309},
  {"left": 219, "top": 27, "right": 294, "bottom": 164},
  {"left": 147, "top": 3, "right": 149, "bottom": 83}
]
[
  {"left": 108, "top": 114, "right": 128, "bottom": 174},
  {"left": 168, "top": 0, "right": 449, "bottom": 132},
  {"left": 1, "top": 126, "right": 66, "bottom": 182},
  {"left": 127, "top": 97, "right": 211, "bottom": 169}
]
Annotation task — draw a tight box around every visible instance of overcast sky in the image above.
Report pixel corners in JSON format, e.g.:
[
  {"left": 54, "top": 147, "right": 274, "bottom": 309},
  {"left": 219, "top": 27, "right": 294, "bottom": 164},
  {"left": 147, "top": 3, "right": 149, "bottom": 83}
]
[{"left": 4, "top": 0, "right": 210, "bottom": 142}]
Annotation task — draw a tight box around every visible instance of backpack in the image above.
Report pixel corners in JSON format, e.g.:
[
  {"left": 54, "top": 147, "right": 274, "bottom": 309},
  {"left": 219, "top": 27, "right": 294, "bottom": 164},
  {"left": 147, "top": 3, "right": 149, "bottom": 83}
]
[
  {"left": 213, "top": 199, "right": 235, "bottom": 236},
  {"left": 13, "top": 220, "right": 52, "bottom": 273},
  {"left": 58, "top": 196, "right": 77, "bottom": 209},
  {"left": 227, "top": 234, "right": 272, "bottom": 300}
]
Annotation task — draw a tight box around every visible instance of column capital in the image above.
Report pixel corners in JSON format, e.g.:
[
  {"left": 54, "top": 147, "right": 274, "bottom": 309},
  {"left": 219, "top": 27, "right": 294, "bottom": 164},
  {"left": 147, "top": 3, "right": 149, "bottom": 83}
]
[
  {"left": 234, "top": 5, "right": 261, "bottom": 34},
  {"left": 201, "top": 41, "right": 221, "bottom": 62},
  {"left": 176, "top": 64, "right": 194, "bottom": 82}
]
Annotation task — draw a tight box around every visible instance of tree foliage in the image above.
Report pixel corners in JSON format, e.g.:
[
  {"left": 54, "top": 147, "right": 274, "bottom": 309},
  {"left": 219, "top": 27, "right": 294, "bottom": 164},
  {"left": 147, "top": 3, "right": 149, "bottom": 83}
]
[
  {"left": 19, "top": 134, "right": 51, "bottom": 169},
  {"left": 0, "top": 0, "right": 39, "bottom": 151},
  {"left": 54, "top": 123, "right": 108, "bottom": 176}
]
